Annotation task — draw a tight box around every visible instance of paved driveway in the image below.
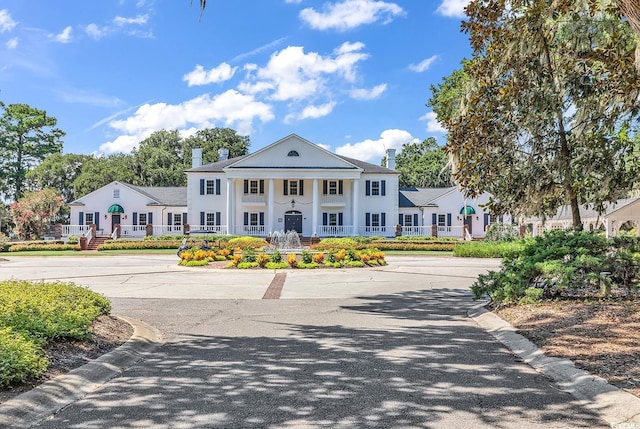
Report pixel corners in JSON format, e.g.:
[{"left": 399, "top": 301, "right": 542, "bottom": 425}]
[{"left": 0, "top": 255, "right": 607, "bottom": 428}]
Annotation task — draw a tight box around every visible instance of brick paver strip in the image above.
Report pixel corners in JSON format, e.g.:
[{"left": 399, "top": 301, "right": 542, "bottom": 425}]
[{"left": 262, "top": 272, "right": 286, "bottom": 299}]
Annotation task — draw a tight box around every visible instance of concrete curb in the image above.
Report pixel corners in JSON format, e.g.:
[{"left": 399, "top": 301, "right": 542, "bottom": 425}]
[
  {"left": 468, "top": 302, "right": 640, "bottom": 429},
  {"left": 0, "top": 316, "right": 162, "bottom": 428}
]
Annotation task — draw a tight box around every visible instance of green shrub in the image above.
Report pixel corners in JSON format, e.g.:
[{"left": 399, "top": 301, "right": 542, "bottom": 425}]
[
  {"left": 471, "top": 230, "right": 640, "bottom": 303},
  {"left": 99, "top": 240, "right": 182, "bottom": 251},
  {"left": 270, "top": 249, "right": 282, "bottom": 263},
  {"left": 237, "top": 262, "right": 259, "bottom": 269},
  {"left": 228, "top": 237, "right": 269, "bottom": 249},
  {"left": 297, "top": 262, "right": 318, "bottom": 269},
  {"left": 214, "top": 255, "right": 228, "bottom": 261},
  {"left": 179, "top": 259, "right": 209, "bottom": 267},
  {"left": 301, "top": 249, "right": 313, "bottom": 264},
  {"left": 324, "top": 261, "right": 343, "bottom": 268},
  {"left": 312, "top": 240, "right": 455, "bottom": 252},
  {"left": 453, "top": 241, "right": 525, "bottom": 258},
  {"left": 346, "top": 260, "right": 365, "bottom": 267},
  {"left": 8, "top": 243, "right": 80, "bottom": 252},
  {"left": 0, "top": 327, "right": 48, "bottom": 386},
  {"left": 394, "top": 236, "right": 458, "bottom": 242},
  {"left": 0, "top": 280, "right": 111, "bottom": 343},
  {"left": 265, "top": 261, "right": 288, "bottom": 270},
  {"left": 241, "top": 247, "right": 257, "bottom": 263}
]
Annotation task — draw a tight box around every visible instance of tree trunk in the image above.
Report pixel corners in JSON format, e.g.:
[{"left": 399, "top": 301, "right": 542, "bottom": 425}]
[{"left": 618, "top": 0, "right": 640, "bottom": 73}]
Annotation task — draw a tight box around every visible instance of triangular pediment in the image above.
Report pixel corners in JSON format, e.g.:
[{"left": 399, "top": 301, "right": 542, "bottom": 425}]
[{"left": 226, "top": 134, "right": 360, "bottom": 171}]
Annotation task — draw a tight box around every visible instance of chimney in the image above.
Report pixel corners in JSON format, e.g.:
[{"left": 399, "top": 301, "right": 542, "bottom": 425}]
[
  {"left": 218, "top": 148, "right": 229, "bottom": 161},
  {"left": 386, "top": 148, "right": 396, "bottom": 170},
  {"left": 192, "top": 148, "right": 202, "bottom": 168}
]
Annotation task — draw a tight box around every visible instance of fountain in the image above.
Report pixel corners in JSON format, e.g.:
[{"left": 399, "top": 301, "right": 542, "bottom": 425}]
[{"left": 269, "top": 230, "right": 302, "bottom": 252}]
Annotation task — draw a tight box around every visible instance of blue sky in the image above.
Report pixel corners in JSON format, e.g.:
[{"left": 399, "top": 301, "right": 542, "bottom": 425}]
[{"left": 0, "top": 0, "right": 471, "bottom": 164}]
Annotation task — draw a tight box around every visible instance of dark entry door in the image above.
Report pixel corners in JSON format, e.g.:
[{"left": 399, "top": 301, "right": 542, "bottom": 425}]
[
  {"left": 284, "top": 212, "right": 302, "bottom": 234},
  {"left": 111, "top": 215, "right": 121, "bottom": 234},
  {"left": 464, "top": 216, "right": 473, "bottom": 235}
]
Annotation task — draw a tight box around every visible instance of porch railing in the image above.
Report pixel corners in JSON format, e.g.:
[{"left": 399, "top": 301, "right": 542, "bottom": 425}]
[
  {"left": 400, "top": 226, "right": 433, "bottom": 237},
  {"left": 234, "top": 225, "right": 266, "bottom": 236},
  {"left": 119, "top": 225, "right": 148, "bottom": 237},
  {"left": 188, "top": 225, "right": 228, "bottom": 235},
  {"left": 317, "top": 225, "right": 354, "bottom": 237},
  {"left": 62, "top": 225, "right": 90, "bottom": 236}
]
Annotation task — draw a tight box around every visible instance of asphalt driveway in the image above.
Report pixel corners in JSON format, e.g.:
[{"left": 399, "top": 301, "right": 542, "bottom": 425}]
[{"left": 0, "top": 256, "right": 609, "bottom": 428}]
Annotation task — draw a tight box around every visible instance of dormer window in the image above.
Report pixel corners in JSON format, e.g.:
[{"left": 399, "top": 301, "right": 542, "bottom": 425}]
[
  {"left": 287, "top": 150, "right": 300, "bottom": 157},
  {"left": 113, "top": 189, "right": 120, "bottom": 198}
]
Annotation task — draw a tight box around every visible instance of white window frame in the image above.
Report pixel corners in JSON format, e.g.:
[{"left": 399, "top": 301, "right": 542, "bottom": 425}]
[
  {"left": 250, "top": 212, "right": 259, "bottom": 226},
  {"left": 289, "top": 180, "right": 299, "bottom": 196},
  {"left": 249, "top": 180, "right": 259, "bottom": 195},
  {"left": 328, "top": 181, "right": 338, "bottom": 195},
  {"left": 139, "top": 213, "right": 147, "bottom": 226},
  {"left": 173, "top": 214, "right": 183, "bottom": 226},
  {"left": 206, "top": 180, "right": 215, "bottom": 195},
  {"left": 206, "top": 213, "right": 216, "bottom": 226},
  {"left": 437, "top": 214, "right": 446, "bottom": 228},
  {"left": 404, "top": 214, "right": 413, "bottom": 227},
  {"left": 329, "top": 213, "right": 338, "bottom": 226},
  {"left": 371, "top": 181, "right": 380, "bottom": 196},
  {"left": 113, "top": 189, "right": 120, "bottom": 198},
  {"left": 371, "top": 213, "right": 380, "bottom": 227},
  {"left": 85, "top": 212, "right": 94, "bottom": 225}
]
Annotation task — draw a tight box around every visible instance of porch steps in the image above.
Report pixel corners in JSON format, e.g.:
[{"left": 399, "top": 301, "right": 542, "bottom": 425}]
[{"left": 86, "top": 236, "right": 110, "bottom": 251}]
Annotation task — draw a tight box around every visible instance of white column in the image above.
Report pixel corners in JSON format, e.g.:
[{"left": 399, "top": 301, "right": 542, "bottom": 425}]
[
  {"left": 312, "top": 179, "right": 318, "bottom": 236},
  {"left": 352, "top": 179, "right": 359, "bottom": 236},
  {"left": 268, "top": 178, "right": 274, "bottom": 235},
  {"left": 226, "top": 179, "right": 234, "bottom": 235}
]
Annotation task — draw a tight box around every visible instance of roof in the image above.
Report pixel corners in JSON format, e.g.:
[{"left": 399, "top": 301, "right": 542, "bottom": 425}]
[
  {"left": 125, "top": 184, "right": 187, "bottom": 207},
  {"left": 529, "top": 198, "right": 640, "bottom": 222},
  {"left": 399, "top": 187, "right": 457, "bottom": 208},
  {"left": 185, "top": 153, "right": 397, "bottom": 175}
]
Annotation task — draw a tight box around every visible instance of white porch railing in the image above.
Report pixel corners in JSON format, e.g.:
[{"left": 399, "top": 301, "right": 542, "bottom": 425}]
[
  {"left": 153, "top": 225, "right": 183, "bottom": 236},
  {"left": 317, "top": 226, "right": 355, "bottom": 237},
  {"left": 437, "top": 225, "right": 465, "bottom": 238},
  {"left": 62, "top": 225, "right": 90, "bottom": 236},
  {"left": 188, "top": 225, "right": 228, "bottom": 235},
  {"left": 119, "top": 225, "right": 148, "bottom": 237},
  {"left": 234, "top": 225, "right": 266, "bottom": 236},
  {"left": 401, "top": 226, "right": 433, "bottom": 237},
  {"left": 357, "top": 226, "right": 395, "bottom": 237}
]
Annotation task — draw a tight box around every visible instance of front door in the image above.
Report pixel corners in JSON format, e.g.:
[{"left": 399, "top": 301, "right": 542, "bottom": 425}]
[
  {"left": 464, "top": 215, "right": 473, "bottom": 235},
  {"left": 111, "top": 215, "right": 121, "bottom": 234},
  {"left": 284, "top": 211, "right": 302, "bottom": 234}
]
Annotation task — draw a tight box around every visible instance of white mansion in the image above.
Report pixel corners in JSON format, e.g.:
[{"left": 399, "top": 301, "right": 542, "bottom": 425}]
[{"left": 66, "top": 134, "right": 503, "bottom": 241}]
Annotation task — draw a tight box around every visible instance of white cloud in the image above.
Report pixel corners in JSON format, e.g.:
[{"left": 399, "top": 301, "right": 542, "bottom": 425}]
[
  {"left": 409, "top": 55, "right": 438, "bottom": 72},
  {"left": 285, "top": 101, "right": 337, "bottom": 122},
  {"left": 50, "top": 26, "right": 73, "bottom": 43},
  {"left": 86, "top": 23, "right": 108, "bottom": 40},
  {"left": 100, "top": 91, "right": 274, "bottom": 154},
  {"left": 349, "top": 83, "right": 386, "bottom": 100},
  {"left": 240, "top": 43, "right": 369, "bottom": 102},
  {"left": 6, "top": 37, "right": 18, "bottom": 49},
  {"left": 420, "top": 111, "right": 446, "bottom": 133},
  {"left": 113, "top": 14, "right": 149, "bottom": 26},
  {"left": 335, "top": 129, "right": 417, "bottom": 163},
  {"left": 435, "top": 0, "right": 469, "bottom": 18},
  {"left": 300, "top": 0, "right": 404, "bottom": 31},
  {"left": 0, "top": 9, "right": 17, "bottom": 33},
  {"left": 183, "top": 63, "right": 238, "bottom": 86}
]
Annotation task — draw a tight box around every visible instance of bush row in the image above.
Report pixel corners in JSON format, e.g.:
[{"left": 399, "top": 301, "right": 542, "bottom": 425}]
[
  {"left": 8, "top": 243, "right": 80, "bottom": 252},
  {"left": 0, "top": 280, "right": 111, "bottom": 386},
  {"left": 471, "top": 231, "right": 640, "bottom": 304},
  {"left": 312, "top": 238, "right": 455, "bottom": 252},
  {"left": 453, "top": 241, "right": 525, "bottom": 258},
  {"left": 98, "top": 240, "right": 183, "bottom": 251}
]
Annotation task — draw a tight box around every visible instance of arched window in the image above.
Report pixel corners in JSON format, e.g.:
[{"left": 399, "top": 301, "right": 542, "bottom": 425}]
[{"left": 287, "top": 150, "right": 300, "bottom": 157}]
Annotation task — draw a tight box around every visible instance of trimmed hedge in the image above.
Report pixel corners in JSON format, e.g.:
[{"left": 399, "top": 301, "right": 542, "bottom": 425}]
[
  {"left": 312, "top": 239, "right": 455, "bottom": 252},
  {"left": 0, "top": 280, "right": 111, "bottom": 386},
  {"left": 8, "top": 243, "right": 80, "bottom": 252},
  {"left": 453, "top": 241, "right": 525, "bottom": 258},
  {"left": 98, "top": 240, "right": 182, "bottom": 251}
]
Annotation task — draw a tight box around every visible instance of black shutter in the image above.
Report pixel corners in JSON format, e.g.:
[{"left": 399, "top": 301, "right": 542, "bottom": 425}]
[
  {"left": 499, "top": 215, "right": 504, "bottom": 223},
  {"left": 381, "top": 213, "right": 386, "bottom": 227},
  {"left": 148, "top": 212, "right": 153, "bottom": 224},
  {"left": 133, "top": 212, "right": 138, "bottom": 226},
  {"left": 323, "top": 180, "right": 327, "bottom": 195},
  {"left": 323, "top": 213, "right": 328, "bottom": 225},
  {"left": 365, "top": 180, "right": 371, "bottom": 196},
  {"left": 432, "top": 213, "right": 437, "bottom": 225},
  {"left": 200, "top": 179, "right": 205, "bottom": 195},
  {"left": 283, "top": 180, "right": 288, "bottom": 195},
  {"left": 259, "top": 212, "right": 264, "bottom": 226},
  {"left": 167, "top": 213, "right": 173, "bottom": 225},
  {"left": 365, "top": 212, "right": 371, "bottom": 227},
  {"left": 484, "top": 213, "right": 489, "bottom": 229},
  {"left": 183, "top": 213, "right": 188, "bottom": 224},
  {"left": 338, "top": 213, "right": 343, "bottom": 226},
  {"left": 399, "top": 214, "right": 403, "bottom": 225},
  {"left": 338, "top": 180, "right": 343, "bottom": 195},
  {"left": 381, "top": 180, "right": 386, "bottom": 196},
  {"left": 216, "top": 179, "right": 221, "bottom": 195},
  {"left": 447, "top": 213, "right": 452, "bottom": 226},
  {"left": 259, "top": 180, "right": 264, "bottom": 194},
  {"left": 94, "top": 212, "right": 99, "bottom": 229},
  {"left": 299, "top": 180, "right": 304, "bottom": 196},
  {"left": 413, "top": 213, "right": 418, "bottom": 226},
  {"left": 244, "top": 212, "right": 249, "bottom": 226},
  {"left": 79, "top": 212, "right": 84, "bottom": 225},
  {"left": 200, "top": 211, "right": 205, "bottom": 226},
  {"left": 244, "top": 180, "right": 249, "bottom": 194},
  {"left": 216, "top": 212, "right": 221, "bottom": 226}
]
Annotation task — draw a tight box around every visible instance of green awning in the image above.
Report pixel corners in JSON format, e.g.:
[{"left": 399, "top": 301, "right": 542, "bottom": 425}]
[
  {"left": 460, "top": 205, "right": 476, "bottom": 215},
  {"left": 107, "top": 204, "right": 124, "bottom": 213}
]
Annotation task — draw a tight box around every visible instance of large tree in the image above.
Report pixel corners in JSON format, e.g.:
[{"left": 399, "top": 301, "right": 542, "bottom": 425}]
[
  {"left": 0, "top": 103, "right": 65, "bottom": 201},
  {"left": 391, "top": 138, "right": 454, "bottom": 188},
  {"left": 131, "top": 130, "right": 186, "bottom": 187},
  {"left": 9, "top": 188, "right": 63, "bottom": 240},
  {"left": 429, "top": 0, "right": 640, "bottom": 226},
  {"left": 182, "top": 127, "right": 250, "bottom": 164},
  {"left": 73, "top": 154, "right": 137, "bottom": 197},
  {"left": 25, "top": 153, "right": 92, "bottom": 203}
]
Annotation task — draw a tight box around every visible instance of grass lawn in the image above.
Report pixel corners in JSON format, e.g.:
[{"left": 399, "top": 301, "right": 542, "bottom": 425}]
[{"left": 2, "top": 249, "right": 177, "bottom": 257}]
